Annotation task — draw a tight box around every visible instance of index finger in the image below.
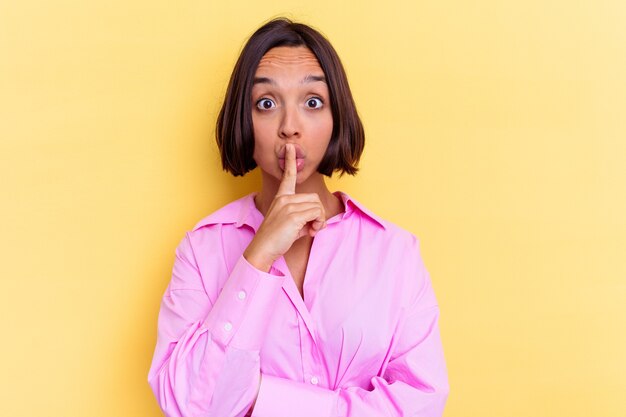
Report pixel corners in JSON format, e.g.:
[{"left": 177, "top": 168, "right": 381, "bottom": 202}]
[{"left": 277, "top": 143, "right": 297, "bottom": 196}]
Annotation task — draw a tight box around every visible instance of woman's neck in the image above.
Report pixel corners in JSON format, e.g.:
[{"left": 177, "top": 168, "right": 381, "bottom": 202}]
[{"left": 254, "top": 171, "right": 343, "bottom": 219}]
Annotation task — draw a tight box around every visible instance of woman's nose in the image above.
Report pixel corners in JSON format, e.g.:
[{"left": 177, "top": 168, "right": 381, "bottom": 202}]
[{"left": 278, "top": 105, "right": 300, "bottom": 139}]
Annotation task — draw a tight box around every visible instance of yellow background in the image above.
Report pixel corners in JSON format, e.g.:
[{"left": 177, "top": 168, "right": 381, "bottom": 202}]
[{"left": 1, "top": 1, "right": 624, "bottom": 416}]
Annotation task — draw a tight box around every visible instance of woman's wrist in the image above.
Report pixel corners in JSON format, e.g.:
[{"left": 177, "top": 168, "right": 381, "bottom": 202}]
[{"left": 243, "top": 244, "right": 275, "bottom": 272}]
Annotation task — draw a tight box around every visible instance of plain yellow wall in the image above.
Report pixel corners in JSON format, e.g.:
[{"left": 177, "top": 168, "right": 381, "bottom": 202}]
[{"left": 1, "top": 1, "right": 624, "bottom": 416}]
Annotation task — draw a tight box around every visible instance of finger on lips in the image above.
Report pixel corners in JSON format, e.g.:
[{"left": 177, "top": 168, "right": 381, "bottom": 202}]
[
  {"left": 277, "top": 143, "right": 297, "bottom": 196},
  {"left": 274, "top": 145, "right": 328, "bottom": 234}
]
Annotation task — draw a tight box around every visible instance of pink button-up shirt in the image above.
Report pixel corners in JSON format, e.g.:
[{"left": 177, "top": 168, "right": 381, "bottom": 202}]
[{"left": 148, "top": 191, "right": 449, "bottom": 417}]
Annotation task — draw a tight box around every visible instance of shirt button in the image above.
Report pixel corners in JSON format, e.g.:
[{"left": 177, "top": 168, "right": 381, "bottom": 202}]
[
  {"left": 224, "top": 322, "right": 233, "bottom": 332},
  {"left": 310, "top": 376, "right": 319, "bottom": 385},
  {"left": 237, "top": 291, "right": 247, "bottom": 300}
]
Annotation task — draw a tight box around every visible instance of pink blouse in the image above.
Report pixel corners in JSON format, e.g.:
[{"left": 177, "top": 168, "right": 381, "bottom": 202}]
[{"left": 148, "top": 191, "right": 449, "bottom": 416}]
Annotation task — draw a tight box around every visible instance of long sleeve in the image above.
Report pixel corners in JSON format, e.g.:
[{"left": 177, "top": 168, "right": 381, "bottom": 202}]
[
  {"left": 147, "top": 232, "right": 286, "bottom": 417},
  {"left": 251, "top": 236, "right": 449, "bottom": 417}
]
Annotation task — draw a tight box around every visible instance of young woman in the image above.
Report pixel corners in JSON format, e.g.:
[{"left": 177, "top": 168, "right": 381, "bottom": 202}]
[{"left": 148, "top": 18, "right": 449, "bottom": 417}]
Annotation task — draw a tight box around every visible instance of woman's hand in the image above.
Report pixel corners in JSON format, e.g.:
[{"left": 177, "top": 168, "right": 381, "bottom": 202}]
[{"left": 243, "top": 143, "right": 327, "bottom": 272}]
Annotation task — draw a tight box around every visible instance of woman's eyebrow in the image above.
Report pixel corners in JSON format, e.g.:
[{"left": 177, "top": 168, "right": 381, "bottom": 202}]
[
  {"left": 253, "top": 77, "right": 274, "bottom": 86},
  {"left": 300, "top": 74, "right": 326, "bottom": 84},
  {"left": 252, "top": 75, "right": 327, "bottom": 86}
]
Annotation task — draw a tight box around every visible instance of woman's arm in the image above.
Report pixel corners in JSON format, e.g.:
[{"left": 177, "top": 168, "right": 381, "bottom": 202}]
[{"left": 147, "top": 233, "right": 285, "bottom": 417}]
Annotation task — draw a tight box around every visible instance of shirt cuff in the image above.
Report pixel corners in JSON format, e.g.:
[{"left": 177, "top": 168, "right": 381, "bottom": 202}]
[
  {"left": 252, "top": 374, "right": 337, "bottom": 417},
  {"left": 203, "top": 254, "right": 285, "bottom": 350}
]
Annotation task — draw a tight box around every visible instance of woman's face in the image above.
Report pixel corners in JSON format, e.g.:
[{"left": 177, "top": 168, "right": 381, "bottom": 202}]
[{"left": 251, "top": 46, "right": 333, "bottom": 185}]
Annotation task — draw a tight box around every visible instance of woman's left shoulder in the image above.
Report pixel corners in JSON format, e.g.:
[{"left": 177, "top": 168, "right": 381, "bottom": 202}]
[{"left": 338, "top": 191, "right": 421, "bottom": 252}]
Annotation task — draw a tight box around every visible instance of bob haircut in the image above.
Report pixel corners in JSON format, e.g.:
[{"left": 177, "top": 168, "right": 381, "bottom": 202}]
[{"left": 216, "top": 17, "right": 365, "bottom": 177}]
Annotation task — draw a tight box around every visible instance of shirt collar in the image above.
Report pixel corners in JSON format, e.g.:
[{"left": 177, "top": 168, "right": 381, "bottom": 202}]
[
  {"left": 191, "top": 191, "right": 386, "bottom": 232},
  {"left": 335, "top": 191, "right": 386, "bottom": 230}
]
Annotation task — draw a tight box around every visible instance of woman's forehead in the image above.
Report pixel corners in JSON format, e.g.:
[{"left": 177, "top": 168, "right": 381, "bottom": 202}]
[{"left": 256, "top": 46, "right": 322, "bottom": 73}]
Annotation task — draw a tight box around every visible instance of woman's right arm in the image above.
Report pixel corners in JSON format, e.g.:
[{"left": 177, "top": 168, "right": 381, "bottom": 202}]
[{"left": 147, "top": 232, "right": 287, "bottom": 417}]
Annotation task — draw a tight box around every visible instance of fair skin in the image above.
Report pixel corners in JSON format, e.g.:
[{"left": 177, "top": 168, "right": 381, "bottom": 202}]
[
  {"left": 241, "top": 46, "right": 345, "bottom": 414},
  {"left": 243, "top": 46, "right": 344, "bottom": 295}
]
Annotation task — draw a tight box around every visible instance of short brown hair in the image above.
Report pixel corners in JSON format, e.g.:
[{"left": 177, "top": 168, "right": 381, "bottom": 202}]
[{"left": 216, "top": 18, "right": 365, "bottom": 177}]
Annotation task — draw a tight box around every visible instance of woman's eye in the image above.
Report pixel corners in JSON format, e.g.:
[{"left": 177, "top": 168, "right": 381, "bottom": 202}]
[
  {"left": 306, "top": 97, "right": 323, "bottom": 109},
  {"left": 256, "top": 98, "right": 275, "bottom": 110}
]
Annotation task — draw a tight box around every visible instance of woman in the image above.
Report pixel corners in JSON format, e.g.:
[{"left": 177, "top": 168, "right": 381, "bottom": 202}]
[{"left": 148, "top": 18, "right": 449, "bottom": 417}]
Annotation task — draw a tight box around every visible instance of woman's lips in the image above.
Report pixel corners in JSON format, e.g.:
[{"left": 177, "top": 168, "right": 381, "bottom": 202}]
[
  {"left": 279, "top": 157, "right": 305, "bottom": 172},
  {"left": 278, "top": 144, "right": 306, "bottom": 172}
]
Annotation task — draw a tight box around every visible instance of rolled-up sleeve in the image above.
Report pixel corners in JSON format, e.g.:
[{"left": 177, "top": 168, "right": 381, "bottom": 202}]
[{"left": 148, "top": 232, "right": 285, "bottom": 417}]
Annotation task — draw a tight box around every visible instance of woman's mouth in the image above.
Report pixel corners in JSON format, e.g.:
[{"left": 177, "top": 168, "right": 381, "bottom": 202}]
[
  {"left": 278, "top": 144, "right": 306, "bottom": 172},
  {"left": 278, "top": 157, "right": 305, "bottom": 172}
]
